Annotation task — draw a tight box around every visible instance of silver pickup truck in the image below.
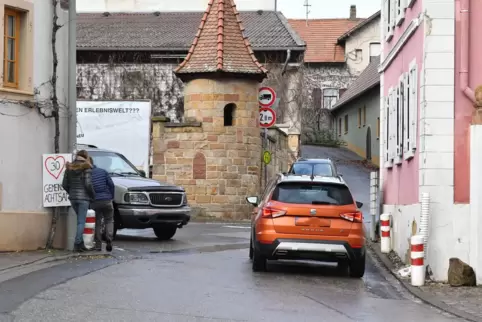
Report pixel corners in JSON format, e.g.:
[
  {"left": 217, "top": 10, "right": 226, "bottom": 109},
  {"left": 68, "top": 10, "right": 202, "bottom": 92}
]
[{"left": 78, "top": 144, "right": 191, "bottom": 240}]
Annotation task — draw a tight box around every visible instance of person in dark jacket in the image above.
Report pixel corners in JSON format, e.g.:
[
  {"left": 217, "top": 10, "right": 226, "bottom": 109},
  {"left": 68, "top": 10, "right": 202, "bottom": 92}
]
[
  {"left": 89, "top": 157, "right": 115, "bottom": 252},
  {"left": 62, "top": 150, "right": 95, "bottom": 252}
]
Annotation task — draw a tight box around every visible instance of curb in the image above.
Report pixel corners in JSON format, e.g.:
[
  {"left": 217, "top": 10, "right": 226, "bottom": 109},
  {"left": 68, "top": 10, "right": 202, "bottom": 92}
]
[
  {"left": 0, "top": 252, "right": 113, "bottom": 275},
  {"left": 367, "top": 240, "right": 482, "bottom": 322}
]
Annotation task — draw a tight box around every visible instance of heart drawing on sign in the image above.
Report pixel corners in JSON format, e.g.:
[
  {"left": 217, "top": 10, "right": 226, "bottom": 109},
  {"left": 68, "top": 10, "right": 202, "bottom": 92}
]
[{"left": 44, "top": 156, "right": 66, "bottom": 180}]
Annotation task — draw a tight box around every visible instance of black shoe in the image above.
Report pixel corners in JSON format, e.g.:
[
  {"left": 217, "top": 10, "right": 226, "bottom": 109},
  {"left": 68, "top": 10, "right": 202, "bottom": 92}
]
[
  {"left": 79, "top": 242, "right": 89, "bottom": 251},
  {"left": 73, "top": 243, "right": 84, "bottom": 252},
  {"left": 106, "top": 240, "right": 113, "bottom": 252},
  {"left": 93, "top": 244, "right": 102, "bottom": 251}
]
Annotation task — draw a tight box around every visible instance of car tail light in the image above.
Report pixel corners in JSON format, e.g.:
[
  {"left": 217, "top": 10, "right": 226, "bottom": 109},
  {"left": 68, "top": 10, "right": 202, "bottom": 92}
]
[
  {"left": 262, "top": 206, "right": 287, "bottom": 218},
  {"left": 340, "top": 212, "right": 363, "bottom": 223}
]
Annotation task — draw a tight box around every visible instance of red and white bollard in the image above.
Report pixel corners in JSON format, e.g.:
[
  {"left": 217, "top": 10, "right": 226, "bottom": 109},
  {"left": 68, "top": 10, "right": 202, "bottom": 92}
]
[
  {"left": 83, "top": 209, "right": 96, "bottom": 249},
  {"left": 411, "top": 235, "right": 425, "bottom": 286},
  {"left": 380, "top": 213, "right": 391, "bottom": 253}
]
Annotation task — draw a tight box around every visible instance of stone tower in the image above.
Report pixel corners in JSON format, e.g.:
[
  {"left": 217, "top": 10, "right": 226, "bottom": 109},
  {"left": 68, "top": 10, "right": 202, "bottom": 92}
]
[{"left": 152, "top": 0, "right": 267, "bottom": 219}]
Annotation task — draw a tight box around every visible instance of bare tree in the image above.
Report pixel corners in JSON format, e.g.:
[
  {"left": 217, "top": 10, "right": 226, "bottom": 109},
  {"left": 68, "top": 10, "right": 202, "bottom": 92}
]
[
  {"left": 261, "top": 56, "right": 347, "bottom": 148},
  {"left": 77, "top": 53, "right": 184, "bottom": 120}
]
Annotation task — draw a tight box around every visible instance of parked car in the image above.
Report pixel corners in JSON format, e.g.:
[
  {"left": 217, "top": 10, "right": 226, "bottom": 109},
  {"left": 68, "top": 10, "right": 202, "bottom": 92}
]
[
  {"left": 246, "top": 173, "right": 365, "bottom": 277},
  {"left": 287, "top": 158, "right": 342, "bottom": 180},
  {"left": 78, "top": 144, "right": 191, "bottom": 240}
]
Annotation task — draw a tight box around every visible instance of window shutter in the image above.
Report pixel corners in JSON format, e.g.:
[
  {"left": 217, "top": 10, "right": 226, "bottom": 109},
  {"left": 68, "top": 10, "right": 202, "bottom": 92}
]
[
  {"left": 396, "top": 85, "right": 402, "bottom": 157},
  {"left": 389, "top": 88, "right": 395, "bottom": 162},
  {"left": 384, "top": 0, "right": 389, "bottom": 34},
  {"left": 390, "top": 0, "right": 396, "bottom": 29},
  {"left": 403, "top": 72, "right": 410, "bottom": 153},
  {"left": 410, "top": 65, "right": 418, "bottom": 151},
  {"left": 392, "top": 88, "right": 397, "bottom": 160},
  {"left": 384, "top": 96, "right": 390, "bottom": 166}
]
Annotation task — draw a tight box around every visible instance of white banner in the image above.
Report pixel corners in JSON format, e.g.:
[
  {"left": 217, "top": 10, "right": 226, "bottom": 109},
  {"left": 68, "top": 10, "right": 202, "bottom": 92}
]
[
  {"left": 76, "top": 101, "right": 152, "bottom": 174},
  {"left": 43, "top": 153, "right": 72, "bottom": 207}
]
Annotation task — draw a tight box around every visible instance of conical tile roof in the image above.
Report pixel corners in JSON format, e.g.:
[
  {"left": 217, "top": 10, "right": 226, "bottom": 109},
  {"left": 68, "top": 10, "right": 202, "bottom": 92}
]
[{"left": 174, "top": 0, "right": 267, "bottom": 80}]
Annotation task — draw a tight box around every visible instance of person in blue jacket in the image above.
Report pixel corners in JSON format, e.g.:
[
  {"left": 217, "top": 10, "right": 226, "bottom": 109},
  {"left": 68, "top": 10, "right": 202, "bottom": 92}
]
[{"left": 89, "top": 157, "right": 115, "bottom": 252}]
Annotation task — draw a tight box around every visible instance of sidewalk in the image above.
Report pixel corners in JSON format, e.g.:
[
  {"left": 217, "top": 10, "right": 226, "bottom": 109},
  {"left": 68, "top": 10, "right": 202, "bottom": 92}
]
[
  {"left": 0, "top": 249, "right": 110, "bottom": 273},
  {"left": 368, "top": 241, "right": 482, "bottom": 322}
]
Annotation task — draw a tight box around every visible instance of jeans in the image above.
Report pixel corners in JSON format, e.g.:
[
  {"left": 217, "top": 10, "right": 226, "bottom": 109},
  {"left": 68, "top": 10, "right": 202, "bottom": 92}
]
[
  {"left": 70, "top": 200, "right": 90, "bottom": 245},
  {"left": 91, "top": 200, "right": 114, "bottom": 245}
]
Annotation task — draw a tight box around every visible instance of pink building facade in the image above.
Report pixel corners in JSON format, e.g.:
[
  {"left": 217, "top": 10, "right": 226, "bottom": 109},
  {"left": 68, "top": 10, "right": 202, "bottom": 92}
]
[{"left": 379, "top": 0, "right": 482, "bottom": 282}]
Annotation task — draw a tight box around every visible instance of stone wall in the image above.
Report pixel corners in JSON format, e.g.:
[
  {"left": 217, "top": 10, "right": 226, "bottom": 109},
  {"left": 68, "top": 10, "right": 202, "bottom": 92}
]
[
  {"left": 260, "top": 128, "right": 297, "bottom": 189},
  {"left": 151, "top": 78, "right": 262, "bottom": 220}
]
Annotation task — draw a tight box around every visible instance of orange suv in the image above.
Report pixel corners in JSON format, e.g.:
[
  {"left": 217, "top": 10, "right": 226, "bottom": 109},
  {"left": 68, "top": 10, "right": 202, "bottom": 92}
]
[{"left": 246, "top": 173, "right": 366, "bottom": 277}]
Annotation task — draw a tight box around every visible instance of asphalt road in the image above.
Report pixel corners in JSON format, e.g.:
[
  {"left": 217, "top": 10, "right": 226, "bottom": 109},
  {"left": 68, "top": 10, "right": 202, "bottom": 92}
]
[
  {"left": 0, "top": 146, "right": 465, "bottom": 321},
  {"left": 300, "top": 145, "right": 374, "bottom": 232},
  {"left": 0, "top": 222, "right": 464, "bottom": 322}
]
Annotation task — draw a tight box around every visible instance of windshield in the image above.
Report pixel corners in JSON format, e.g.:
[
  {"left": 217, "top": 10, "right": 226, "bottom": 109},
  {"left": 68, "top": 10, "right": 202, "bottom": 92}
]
[
  {"left": 271, "top": 182, "right": 353, "bottom": 205},
  {"left": 89, "top": 151, "right": 140, "bottom": 176},
  {"left": 291, "top": 163, "right": 333, "bottom": 176}
]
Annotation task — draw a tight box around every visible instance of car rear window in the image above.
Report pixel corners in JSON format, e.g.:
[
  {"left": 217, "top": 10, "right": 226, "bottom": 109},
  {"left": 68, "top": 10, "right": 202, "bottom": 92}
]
[
  {"left": 291, "top": 163, "right": 333, "bottom": 176},
  {"left": 271, "top": 182, "right": 354, "bottom": 205}
]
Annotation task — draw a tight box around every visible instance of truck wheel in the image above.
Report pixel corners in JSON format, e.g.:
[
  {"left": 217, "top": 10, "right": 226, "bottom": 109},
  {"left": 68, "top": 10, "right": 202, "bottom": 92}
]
[
  {"left": 349, "top": 254, "right": 366, "bottom": 278},
  {"left": 153, "top": 225, "right": 177, "bottom": 240}
]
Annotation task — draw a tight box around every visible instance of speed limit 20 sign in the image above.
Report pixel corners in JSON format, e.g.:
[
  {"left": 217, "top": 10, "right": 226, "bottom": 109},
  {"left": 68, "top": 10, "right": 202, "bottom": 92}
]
[{"left": 259, "top": 107, "right": 276, "bottom": 128}]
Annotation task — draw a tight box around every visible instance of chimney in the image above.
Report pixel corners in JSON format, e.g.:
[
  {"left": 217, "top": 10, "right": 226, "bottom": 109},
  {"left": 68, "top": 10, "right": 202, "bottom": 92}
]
[{"left": 350, "top": 5, "right": 357, "bottom": 19}]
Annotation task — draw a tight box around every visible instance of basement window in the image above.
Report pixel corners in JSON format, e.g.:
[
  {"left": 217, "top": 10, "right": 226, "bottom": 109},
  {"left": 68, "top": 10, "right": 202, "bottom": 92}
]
[{"left": 224, "top": 103, "right": 236, "bottom": 126}]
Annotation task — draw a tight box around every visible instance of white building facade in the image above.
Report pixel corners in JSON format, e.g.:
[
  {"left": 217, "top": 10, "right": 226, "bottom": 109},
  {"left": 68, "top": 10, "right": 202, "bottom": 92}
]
[{"left": 0, "top": 0, "right": 69, "bottom": 251}]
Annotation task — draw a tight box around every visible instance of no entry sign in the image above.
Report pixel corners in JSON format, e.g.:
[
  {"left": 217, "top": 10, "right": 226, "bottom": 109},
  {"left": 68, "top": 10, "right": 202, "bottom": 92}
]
[
  {"left": 258, "top": 87, "right": 276, "bottom": 107},
  {"left": 259, "top": 107, "right": 276, "bottom": 128}
]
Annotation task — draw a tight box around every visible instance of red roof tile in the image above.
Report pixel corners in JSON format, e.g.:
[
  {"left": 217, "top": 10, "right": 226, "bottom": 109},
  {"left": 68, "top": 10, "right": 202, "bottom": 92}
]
[
  {"left": 175, "top": 0, "right": 267, "bottom": 79},
  {"left": 288, "top": 18, "right": 364, "bottom": 63}
]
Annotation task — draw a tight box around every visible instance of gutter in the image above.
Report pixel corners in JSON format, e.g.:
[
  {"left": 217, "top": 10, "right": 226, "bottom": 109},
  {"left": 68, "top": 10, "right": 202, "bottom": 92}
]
[
  {"left": 460, "top": 0, "right": 476, "bottom": 104},
  {"left": 76, "top": 46, "right": 305, "bottom": 52},
  {"left": 281, "top": 49, "right": 292, "bottom": 76},
  {"left": 331, "top": 82, "right": 380, "bottom": 113}
]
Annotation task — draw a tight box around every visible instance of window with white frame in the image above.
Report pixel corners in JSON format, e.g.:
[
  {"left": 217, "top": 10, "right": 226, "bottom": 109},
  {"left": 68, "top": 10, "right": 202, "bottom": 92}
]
[
  {"left": 369, "top": 43, "right": 381, "bottom": 62},
  {"left": 404, "top": 60, "right": 418, "bottom": 159},
  {"left": 384, "top": 61, "right": 418, "bottom": 168},
  {"left": 383, "top": 0, "right": 396, "bottom": 41},
  {"left": 323, "top": 88, "right": 339, "bottom": 109}
]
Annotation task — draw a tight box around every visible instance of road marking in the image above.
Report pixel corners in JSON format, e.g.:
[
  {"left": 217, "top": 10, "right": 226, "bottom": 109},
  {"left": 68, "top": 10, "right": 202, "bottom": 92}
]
[{"left": 222, "top": 225, "right": 250, "bottom": 229}]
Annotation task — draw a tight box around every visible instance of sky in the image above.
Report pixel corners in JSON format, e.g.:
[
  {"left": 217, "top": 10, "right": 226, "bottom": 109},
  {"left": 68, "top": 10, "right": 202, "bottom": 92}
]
[
  {"left": 77, "top": 0, "right": 382, "bottom": 19},
  {"left": 277, "top": 0, "right": 381, "bottom": 19}
]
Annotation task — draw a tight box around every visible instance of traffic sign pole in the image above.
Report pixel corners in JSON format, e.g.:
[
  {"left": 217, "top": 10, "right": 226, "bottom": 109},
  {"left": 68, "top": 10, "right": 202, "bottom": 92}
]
[
  {"left": 263, "top": 128, "right": 268, "bottom": 188},
  {"left": 258, "top": 87, "right": 277, "bottom": 189}
]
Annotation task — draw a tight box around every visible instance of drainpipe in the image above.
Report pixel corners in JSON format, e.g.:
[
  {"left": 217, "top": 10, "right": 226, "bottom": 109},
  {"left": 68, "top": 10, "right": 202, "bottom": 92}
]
[
  {"left": 281, "top": 49, "right": 291, "bottom": 76},
  {"left": 460, "top": 0, "right": 476, "bottom": 104},
  {"left": 66, "top": 0, "right": 77, "bottom": 251}
]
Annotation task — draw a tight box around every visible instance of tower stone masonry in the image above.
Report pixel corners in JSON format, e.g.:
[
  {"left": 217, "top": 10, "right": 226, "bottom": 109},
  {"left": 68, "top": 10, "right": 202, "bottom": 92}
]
[{"left": 152, "top": 0, "right": 268, "bottom": 219}]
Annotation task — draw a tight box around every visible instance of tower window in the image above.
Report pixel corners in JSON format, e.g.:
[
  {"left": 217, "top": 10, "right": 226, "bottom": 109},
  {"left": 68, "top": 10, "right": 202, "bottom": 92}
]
[{"left": 224, "top": 103, "right": 236, "bottom": 126}]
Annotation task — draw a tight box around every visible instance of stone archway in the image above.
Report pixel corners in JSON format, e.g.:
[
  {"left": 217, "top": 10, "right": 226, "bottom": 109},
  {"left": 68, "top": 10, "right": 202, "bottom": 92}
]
[{"left": 366, "top": 126, "right": 372, "bottom": 161}]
